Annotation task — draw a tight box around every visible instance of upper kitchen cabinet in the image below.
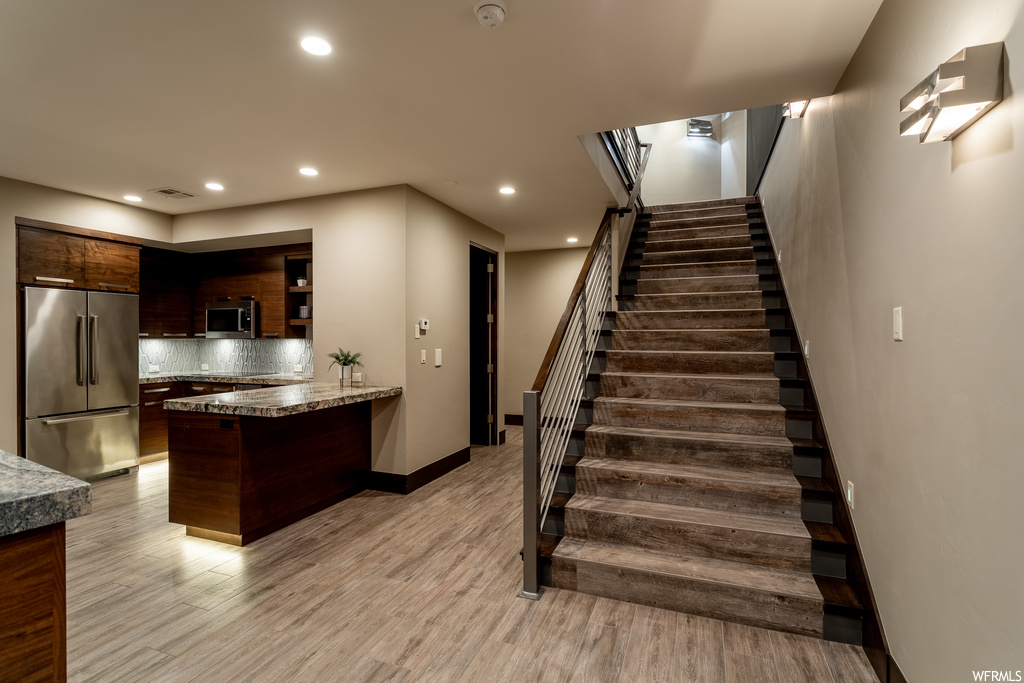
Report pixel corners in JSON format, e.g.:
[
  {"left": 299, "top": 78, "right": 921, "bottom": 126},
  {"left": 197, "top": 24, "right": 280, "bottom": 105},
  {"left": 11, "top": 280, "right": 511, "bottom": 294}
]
[
  {"left": 84, "top": 240, "right": 140, "bottom": 292},
  {"left": 17, "top": 226, "right": 86, "bottom": 288},
  {"left": 140, "top": 248, "right": 194, "bottom": 338},
  {"left": 17, "top": 220, "right": 142, "bottom": 293}
]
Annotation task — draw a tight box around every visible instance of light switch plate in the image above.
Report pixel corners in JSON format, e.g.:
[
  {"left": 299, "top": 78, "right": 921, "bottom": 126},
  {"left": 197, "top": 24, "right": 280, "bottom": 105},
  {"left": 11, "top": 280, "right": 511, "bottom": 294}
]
[
  {"left": 893, "top": 306, "right": 903, "bottom": 341},
  {"left": 803, "top": 340, "right": 810, "bottom": 359},
  {"left": 846, "top": 481, "right": 855, "bottom": 510},
  {"left": 435, "top": 349, "right": 442, "bottom": 367},
  {"left": 420, "top": 350, "right": 426, "bottom": 364},
  {"left": 777, "top": 250, "right": 782, "bottom": 264},
  {"left": 414, "top": 324, "right": 421, "bottom": 340}
]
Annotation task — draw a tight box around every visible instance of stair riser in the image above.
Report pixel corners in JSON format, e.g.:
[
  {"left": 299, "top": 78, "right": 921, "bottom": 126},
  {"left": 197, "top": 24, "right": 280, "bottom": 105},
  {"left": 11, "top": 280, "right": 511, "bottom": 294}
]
[
  {"left": 616, "top": 310, "right": 767, "bottom": 331},
  {"left": 637, "top": 275, "right": 760, "bottom": 294},
  {"left": 600, "top": 374, "right": 779, "bottom": 404},
  {"left": 576, "top": 467, "right": 802, "bottom": 518},
  {"left": 606, "top": 351, "right": 775, "bottom": 375},
  {"left": 551, "top": 558, "right": 823, "bottom": 638},
  {"left": 651, "top": 215, "right": 752, "bottom": 230},
  {"left": 640, "top": 262, "right": 757, "bottom": 279},
  {"left": 585, "top": 430, "right": 793, "bottom": 474},
  {"left": 611, "top": 330, "right": 770, "bottom": 352},
  {"left": 593, "top": 403, "right": 787, "bottom": 437},
  {"left": 651, "top": 205, "right": 749, "bottom": 221},
  {"left": 565, "top": 508, "right": 812, "bottom": 572},
  {"left": 644, "top": 235, "right": 751, "bottom": 252},
  {"left": 646, "top": 225, "right": 750, "bottom": 241},
  {"left": 643, "top": 247, "right": 754, "bottom": 266},
  {"left": 635, "top": 292, "right": 763, "bottom": 311}
]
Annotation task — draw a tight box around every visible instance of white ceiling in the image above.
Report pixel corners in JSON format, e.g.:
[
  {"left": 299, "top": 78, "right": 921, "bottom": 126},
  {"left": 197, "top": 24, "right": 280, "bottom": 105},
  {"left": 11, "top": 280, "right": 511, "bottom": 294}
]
[{"left": 0, "top": 0, "right": 883, "bottom": 250}]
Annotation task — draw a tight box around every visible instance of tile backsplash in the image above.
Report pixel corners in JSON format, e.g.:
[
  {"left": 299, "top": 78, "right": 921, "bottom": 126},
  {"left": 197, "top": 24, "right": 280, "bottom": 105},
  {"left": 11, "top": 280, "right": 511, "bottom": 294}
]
[{"left": 139, "top": 338, "right": 313, "bottom": 375}]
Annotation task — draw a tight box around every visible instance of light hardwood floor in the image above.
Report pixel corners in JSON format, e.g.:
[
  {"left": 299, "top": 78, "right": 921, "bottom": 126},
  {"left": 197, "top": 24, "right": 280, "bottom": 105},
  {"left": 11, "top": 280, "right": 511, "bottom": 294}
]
[{"left": 65, "top": 428, "right": 879, "bottom": 682}]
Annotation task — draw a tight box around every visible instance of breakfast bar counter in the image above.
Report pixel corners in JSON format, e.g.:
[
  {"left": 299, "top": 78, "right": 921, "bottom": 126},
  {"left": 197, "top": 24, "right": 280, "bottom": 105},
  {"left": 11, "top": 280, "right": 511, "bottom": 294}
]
[{"left": 164, "top": 383, "right": 401, "bottom": 546}]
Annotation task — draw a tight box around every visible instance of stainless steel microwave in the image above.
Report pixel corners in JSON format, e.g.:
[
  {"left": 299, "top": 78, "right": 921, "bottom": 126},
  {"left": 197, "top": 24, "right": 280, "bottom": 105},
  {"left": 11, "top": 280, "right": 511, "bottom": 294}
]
[{"left": 206, "top": 300, "right": 259, "bottom": 339}]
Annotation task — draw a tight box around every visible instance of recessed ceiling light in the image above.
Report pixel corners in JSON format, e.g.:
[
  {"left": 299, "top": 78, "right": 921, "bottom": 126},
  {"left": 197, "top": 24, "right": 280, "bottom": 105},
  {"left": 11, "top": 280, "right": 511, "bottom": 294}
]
[
  {"left": 205, "top": 182, "right": 224, "bottom": 191},
  {"left": 301, "top": 37, "right": 332, "bottom": 56},
  {"left": 299, "top": 167, "right": 319, "bottom": 176},
  {"left": 499, "top": 186, "right": 515, "bottom": 194},
  {"left": 567, "top": 237, "right": 578, "bottom": 243},
  {"left": 124, "top": 195, "right": 142, "bottom": 202}
]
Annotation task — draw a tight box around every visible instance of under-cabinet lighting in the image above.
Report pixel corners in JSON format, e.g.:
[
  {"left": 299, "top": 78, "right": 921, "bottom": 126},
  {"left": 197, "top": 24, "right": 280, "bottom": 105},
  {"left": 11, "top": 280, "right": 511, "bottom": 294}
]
[
  {"left": 900, "top": 43, "right": 1004, "bottom": 143},
  {"left": 124, "top": 195, "right": 142, "bottom": 202},
  {"left": 784, "top": 100, "right": 809, "bottom": 118},
  {"left": 299, "top": 167, "right": 319, "bottom": 176},
  {"left": 300, "top": 37, "right": 332, "bottom": 56}
]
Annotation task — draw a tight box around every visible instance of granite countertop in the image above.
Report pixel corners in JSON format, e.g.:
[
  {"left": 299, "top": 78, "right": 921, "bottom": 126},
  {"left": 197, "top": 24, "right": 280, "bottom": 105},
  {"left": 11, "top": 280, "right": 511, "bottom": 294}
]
[
  {"left": 0, "top": 451, "right": 91, "bottom": 537},
  {"left": 164, "top": 383, "right": 402, "bottom": 418},
  {"left": 140, "top": 372, "right": 313, "bottom": 386}
]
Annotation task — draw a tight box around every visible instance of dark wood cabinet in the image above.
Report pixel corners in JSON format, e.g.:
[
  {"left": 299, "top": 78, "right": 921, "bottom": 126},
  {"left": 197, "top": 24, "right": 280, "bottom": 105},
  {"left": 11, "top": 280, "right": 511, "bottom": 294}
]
[
  {"left": 139, "top": 382, "right": 183, "bottom": 457},
  {"left": 140, "top": 248, "right": 193, "bottom": 339},
  {"left": 17, "top": 226, "right": 86, "bottom": 288},
  {"left": 84, "top": 240, "right": 140, "bottom": 292},
  {"left": 17, "top": 224, "right": 140, "bottom": 293}
]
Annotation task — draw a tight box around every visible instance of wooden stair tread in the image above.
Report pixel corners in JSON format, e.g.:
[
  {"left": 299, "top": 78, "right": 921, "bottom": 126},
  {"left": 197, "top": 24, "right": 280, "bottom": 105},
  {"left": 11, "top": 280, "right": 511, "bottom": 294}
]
[
  {"left": 549, "top": 491, "right": 572, "bottom": 508},
  {"left": 568, "top": 494, "right": 810, "bottom": 539},
  {"left": 607, "top": 349, "right": 774, "bottom": 357},
  {"left": 540, "top": 533, "right": 561, "bottom": 558},
  {"left": 635, "top": 290, "right": 763, "bottom": 298},
  {"left": 814, "top": 576, "right": 863, "bottom": 610},
  {"left": 594, "top": 396, "right": 786, "bottom": 413},
  {"left": 599, "top": 371, "right": 777, "bottom": 382},
  {"left": 554, "top": 538, "right": 822, "bottom": 601},
  {"left": 637, "top": 274, "right": 759, "bottom": 284},
  {"left": 577, "top": 457, "right": 801, "bottom": 489},
  {"left": 642, "top": 246, "right": 754, "bottom": 258},
  {"left": 806, "top": 521, "right": 846, "bottom": 544},
  {"left": 585, "top": 424, "right": 794, "bottom": 448},
  {"left": 641, "top": 259, "right": 756, "bottom": 270}
]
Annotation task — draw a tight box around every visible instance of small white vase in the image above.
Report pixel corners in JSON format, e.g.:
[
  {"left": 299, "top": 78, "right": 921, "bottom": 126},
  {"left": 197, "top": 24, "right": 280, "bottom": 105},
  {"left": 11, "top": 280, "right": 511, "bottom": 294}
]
[{"left": 338, "top": 365, "right": 353, "bottom": 388}]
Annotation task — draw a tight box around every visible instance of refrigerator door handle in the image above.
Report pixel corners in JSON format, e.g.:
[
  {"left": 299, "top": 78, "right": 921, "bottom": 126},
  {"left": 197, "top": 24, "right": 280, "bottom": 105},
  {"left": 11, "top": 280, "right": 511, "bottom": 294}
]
[
  {"left": 89, "top": 314, "right": 99, "bottom": 385},
  {"left": 77, "top": 315, "right": 87, "bottom": 385},
  {"left": 42, "top": 408, "right": 130, "bottom": 425}
]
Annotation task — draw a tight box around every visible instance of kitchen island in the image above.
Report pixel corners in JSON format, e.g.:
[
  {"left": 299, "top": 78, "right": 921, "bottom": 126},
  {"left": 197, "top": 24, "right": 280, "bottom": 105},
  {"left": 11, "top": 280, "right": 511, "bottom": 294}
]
[
  {"left": 0, "top": 452, "right": 90, "bottom": 681},
  {"left": 164, "top": 383, "right": 401, "bottom": 546}
]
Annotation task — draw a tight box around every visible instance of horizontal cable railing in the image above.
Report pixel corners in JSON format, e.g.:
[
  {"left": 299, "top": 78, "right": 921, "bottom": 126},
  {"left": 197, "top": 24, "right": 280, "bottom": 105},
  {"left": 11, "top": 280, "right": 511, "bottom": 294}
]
[{"left": 521, "top": 128, "right": 651, "bottom": 599}]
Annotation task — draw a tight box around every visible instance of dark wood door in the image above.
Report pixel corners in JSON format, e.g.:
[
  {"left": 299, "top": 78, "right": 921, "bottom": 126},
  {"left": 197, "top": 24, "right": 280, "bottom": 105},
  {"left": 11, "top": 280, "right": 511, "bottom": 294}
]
[
  {"left": 84, "top": 240, "right": 140, "bottom": 293},
  {"left": 470, "top": 245, "right": 498, "bottom": 446},
  {"left": 17, "top": 226, "right": 86, "bottom": 287}
]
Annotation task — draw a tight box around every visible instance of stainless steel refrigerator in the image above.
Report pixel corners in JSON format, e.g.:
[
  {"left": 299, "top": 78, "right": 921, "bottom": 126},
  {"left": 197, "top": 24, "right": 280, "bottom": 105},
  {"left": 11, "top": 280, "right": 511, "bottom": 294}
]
[{"left": 23, "top": 286, "right": 140, "bottom": 479}]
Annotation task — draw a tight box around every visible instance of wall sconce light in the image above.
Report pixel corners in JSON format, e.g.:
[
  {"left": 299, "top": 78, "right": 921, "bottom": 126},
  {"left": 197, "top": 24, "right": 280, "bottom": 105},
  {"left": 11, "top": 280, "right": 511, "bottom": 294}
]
[
  {"left": 687, "top": 119, "right": 713, "bottom": 137},
  {"left": 784, "top": 100, "right": 809, "bottom": 118},
  {"left": 900, "top": 42, "right": 1004, "bottom": 143}
]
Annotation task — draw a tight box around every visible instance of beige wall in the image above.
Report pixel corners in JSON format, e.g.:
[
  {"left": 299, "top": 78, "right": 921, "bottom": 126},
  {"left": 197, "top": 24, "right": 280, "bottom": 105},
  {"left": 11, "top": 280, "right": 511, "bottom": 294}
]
[
  {"left": 404, "top": 188, "right": 505, "bottom": 471},
  {"left": 502, "top": 247, "right": 588, "bottom": 417},
  {"left": 636, "top": 118, "right": 723, "bottom": 206},
  {"left": 0, "top": 176, "right": 173, "bottom": 452},
  {"left": 720, "top": 110, "right": 748, "bottom": 198},
  {"left": 758, "top": 0, "right": 1024, "bottom": 678}
]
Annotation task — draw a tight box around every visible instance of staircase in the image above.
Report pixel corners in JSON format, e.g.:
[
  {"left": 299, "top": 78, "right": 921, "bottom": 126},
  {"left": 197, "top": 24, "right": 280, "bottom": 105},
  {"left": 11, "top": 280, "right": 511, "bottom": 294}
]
[{"left": 548, "top": 196, "right": 865, "bottom": 643}]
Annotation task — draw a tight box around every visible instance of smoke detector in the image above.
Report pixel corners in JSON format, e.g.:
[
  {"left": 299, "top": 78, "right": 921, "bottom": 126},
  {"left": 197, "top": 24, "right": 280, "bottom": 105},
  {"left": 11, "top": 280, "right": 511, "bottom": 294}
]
[{"left": 474, "top": 0, "right": 507, "bottom": 28}]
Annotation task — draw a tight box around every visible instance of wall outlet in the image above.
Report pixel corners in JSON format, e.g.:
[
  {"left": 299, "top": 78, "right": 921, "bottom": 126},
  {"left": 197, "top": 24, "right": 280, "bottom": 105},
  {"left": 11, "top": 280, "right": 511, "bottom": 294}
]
[
  {"left": 148, "top": 364, "right": 159, "bottom": 373},
  {"left": 294, "top": 364, "right": 303, "bottom": 373},
  {"left": 846, "top": 480, "right": 855, "bottom": 510},
  {"left": 352, "top": 372, "right": 362, "bottom": 384},
  {"left": 803, "top": 340, "right": 810, "bottom": 359},
  {"left": 420, "top": 349, "right": 426, "bottom": 364},
  {"left": 201, "top": 364, "right": 209, "bottom": 371},
  {"left": 893, "top": 306, "right": 903, "bottom": 341}
]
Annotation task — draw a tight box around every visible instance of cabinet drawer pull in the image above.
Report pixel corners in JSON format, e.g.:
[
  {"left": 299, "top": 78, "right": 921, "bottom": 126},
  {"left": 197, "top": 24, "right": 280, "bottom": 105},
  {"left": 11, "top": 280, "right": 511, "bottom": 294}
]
[
  {"left": 191, "top": 386, "right": 206, "bottom": 391},
  {"left": 194, "top": 333, "right": 206, "bottom": 337},
  {"left": 35, "top": 276, "right": 74, "bottom": 284},
  {"left": 263, "top": 333, "right": 279, "bottom": 338},
  {"left": 144, "top": 400, "right": 163, "bottom": 407},
  {"left": 139, "top": 333, "right": 149, "bottom": 337},
  {"left": 163, "top": 333, "right": 188, "bottom": 337},
  {"left": 99, "top": 282, "right": 131, "bottom": 290},
  {"left": 144, "top": 387, "right": 171, "bottom": 394}
]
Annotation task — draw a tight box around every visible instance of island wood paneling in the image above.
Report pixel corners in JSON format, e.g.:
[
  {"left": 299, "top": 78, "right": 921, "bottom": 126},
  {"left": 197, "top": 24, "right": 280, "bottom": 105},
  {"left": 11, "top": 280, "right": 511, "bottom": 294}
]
[
  {"left": 167, "top": 401, "right": 371, "bottom": 545},
  {"left": 0, "top": 523, "right": 67, "bottom": 683}
]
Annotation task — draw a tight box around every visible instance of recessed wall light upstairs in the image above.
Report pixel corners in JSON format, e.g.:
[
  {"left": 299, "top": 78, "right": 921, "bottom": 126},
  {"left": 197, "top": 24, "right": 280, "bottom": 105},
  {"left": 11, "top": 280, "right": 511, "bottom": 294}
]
[{"left": 301, "top": 37, "right": 332, "bottom": 56}]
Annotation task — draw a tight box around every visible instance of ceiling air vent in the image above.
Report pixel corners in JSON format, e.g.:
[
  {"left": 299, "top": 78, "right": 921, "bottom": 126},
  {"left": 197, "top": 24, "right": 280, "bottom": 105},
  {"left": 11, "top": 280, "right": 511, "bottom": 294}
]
[{"left": 148, "top": 187, "right": 198, "bottom": 199}]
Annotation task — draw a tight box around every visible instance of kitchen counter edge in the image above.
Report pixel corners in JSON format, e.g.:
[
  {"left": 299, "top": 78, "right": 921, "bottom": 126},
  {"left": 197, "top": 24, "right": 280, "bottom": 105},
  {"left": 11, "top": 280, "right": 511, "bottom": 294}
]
[
  {"left": 0, "top": 451, "right": 91, "bottom": 537},
  {"left": 163, "top": 383, "right": 402, "bottom": 418}
]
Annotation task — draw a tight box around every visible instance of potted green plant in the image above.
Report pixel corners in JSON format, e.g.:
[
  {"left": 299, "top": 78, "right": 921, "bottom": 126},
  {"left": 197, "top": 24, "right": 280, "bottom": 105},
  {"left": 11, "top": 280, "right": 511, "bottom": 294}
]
[{"left": 327, "top": 348, "right": 363, "bottom": 388}]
